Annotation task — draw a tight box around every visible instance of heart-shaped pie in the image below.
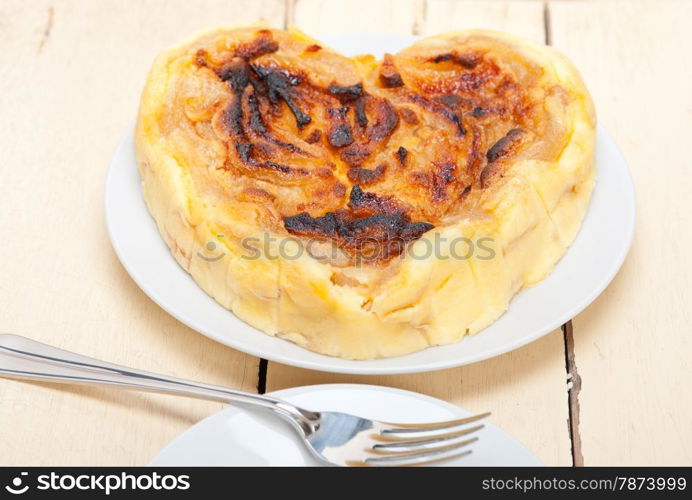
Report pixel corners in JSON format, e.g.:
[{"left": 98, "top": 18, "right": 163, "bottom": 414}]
[{"left": 135, "top": 25, "right": 595, "bottom": 359}]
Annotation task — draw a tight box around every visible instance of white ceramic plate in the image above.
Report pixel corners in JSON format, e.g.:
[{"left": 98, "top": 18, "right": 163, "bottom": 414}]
[
  {"left": 105, "top": 34, "right": 635, "bottom": 375},
  {"left": 149, "top": 384, "right": 542, "bottom": 466}
]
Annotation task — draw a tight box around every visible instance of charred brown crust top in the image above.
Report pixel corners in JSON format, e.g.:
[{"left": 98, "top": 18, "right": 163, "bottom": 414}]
[
  {"left": 188, "top": 29, "right": 542, "bottom": 264},
  {"left": 395, "top": 146, "right": 407, "bottom": 166},
  {"left": 486, "top": 128, "right": 525, "bottom": 163},
  {"left": 429, "top": 51, "right": 481, "bottom": 69},
  {"left": 379, "top": 54, "right": 404, "bottom": 88},
  {"left": 328, "top": 83, "right": 363, "bottom": 102},
  {"left": 283, "top": 185, "right": 434, "bottom": 262},
  {"left": 347, "top": 164, "right": 387, "bottom": 185}
]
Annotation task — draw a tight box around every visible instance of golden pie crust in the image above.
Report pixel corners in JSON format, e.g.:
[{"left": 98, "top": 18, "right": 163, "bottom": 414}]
[{"left": 135, "top": 25, "right": 595, "bottom": 359}]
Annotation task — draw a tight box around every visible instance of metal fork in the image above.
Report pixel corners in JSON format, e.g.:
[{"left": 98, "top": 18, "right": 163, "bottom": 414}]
[{"left": 0, "top": 334, "right": 488, "bottom": 466}]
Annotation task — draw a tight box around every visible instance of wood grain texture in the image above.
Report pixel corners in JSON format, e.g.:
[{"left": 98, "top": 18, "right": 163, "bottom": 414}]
[
  {"left": 270, "top": 0, "right": 573, "bottom": 466},
  {"left": 550, "top": 0, "right": 692, "bottom": 465},
  {"left": 0, "top": 0, "right": 287, "bottom": 466},
  {"left": 267, "top": 334, "right": 572, "bottom": 465},
  {"left": 1, "top": 0, "right": 689, "bottom": 466},
  {"left": 425, "top": 0, "right": 546, "bottom": 43},
  {"left": 291, "top": 0, "right": 421, "bottom": 34}
]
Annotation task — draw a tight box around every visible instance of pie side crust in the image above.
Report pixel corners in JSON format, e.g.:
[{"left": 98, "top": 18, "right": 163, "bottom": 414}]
[{"left": 135, "top": 25, "right": 595, "bottom": 359}]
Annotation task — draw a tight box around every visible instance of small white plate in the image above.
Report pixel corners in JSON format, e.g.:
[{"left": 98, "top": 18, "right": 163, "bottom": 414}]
[
  {"left": 149, "top": 384, "right": 542, "bottom": 466},
  {"left": 105, "top": 35, "right": 635, "bottom": 375}
]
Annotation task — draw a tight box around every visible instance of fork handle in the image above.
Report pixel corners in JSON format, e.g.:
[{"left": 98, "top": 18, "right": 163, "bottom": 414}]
[{"left": 0, "top": 334, "right": 316, "bottom": 433}]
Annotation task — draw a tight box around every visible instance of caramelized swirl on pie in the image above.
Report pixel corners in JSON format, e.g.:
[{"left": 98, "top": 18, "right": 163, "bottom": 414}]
[
  {"left": 137, "top": 26, "right": 595, "bottom": 359},
  {"left": 168, "top": 27, "right": 558, "bottom": 264}
]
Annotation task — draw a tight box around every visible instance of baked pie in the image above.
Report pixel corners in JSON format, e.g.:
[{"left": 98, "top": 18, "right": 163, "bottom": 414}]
[{"left": 135, "top": 26, "right": 595, "bottom": 359}]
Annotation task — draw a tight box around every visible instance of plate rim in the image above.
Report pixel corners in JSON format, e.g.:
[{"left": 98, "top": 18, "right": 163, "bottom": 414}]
[
  {"left": 149, "top": 383, "right": 543, "bottom": 466},
  {"left": 106, "top": 126, "right": 635, "bottom": 376}
]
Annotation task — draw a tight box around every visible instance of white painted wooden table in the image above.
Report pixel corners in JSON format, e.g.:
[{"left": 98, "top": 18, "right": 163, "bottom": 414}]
[{"left": 1, "top": 0, "right": 690, "bottom": 466}]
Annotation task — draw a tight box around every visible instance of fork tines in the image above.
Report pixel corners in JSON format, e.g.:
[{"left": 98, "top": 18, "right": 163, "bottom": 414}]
[{"left": 361, "top": 412, "right": 490, "bottom": 466}]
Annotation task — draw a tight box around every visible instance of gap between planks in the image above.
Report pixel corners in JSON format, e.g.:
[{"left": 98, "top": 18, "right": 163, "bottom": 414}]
[
  {"left": 250, "top": 0, "right": 301, "bottom": 395},
  {"left": 543, "top": 0, "right": 582, "bottom": 467},
  {"left": 563, "top": 320, "right": 584, "bottom": 466},
  {"left": 249, "top": 0, "right": 298, "bottom": 396},
  {"left": 37, "top": 5, "right": 54, "bottom": 53},
  {"left": 258, "top": 1, "right": 584, "bottom": 467}
]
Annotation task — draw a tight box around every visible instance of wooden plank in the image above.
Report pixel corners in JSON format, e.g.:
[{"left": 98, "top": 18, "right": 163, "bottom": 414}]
[
  {"left": 425, "top": 0, "right": 546, "bottom": 43},
  {"left": 0, "top": 0, "right": 287, "bottom": 465},
  {"left": 268, "top": 334, "right": 571, "bottom": 465},
  {"left": 267, "top": 0, "right": 573, "bottom": 466},
  {"left": 550, "top": 0, "right": 692, "bottom": 465},
  {"left": 291, "top": 0, "right": 421, "bottom": 34}
]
